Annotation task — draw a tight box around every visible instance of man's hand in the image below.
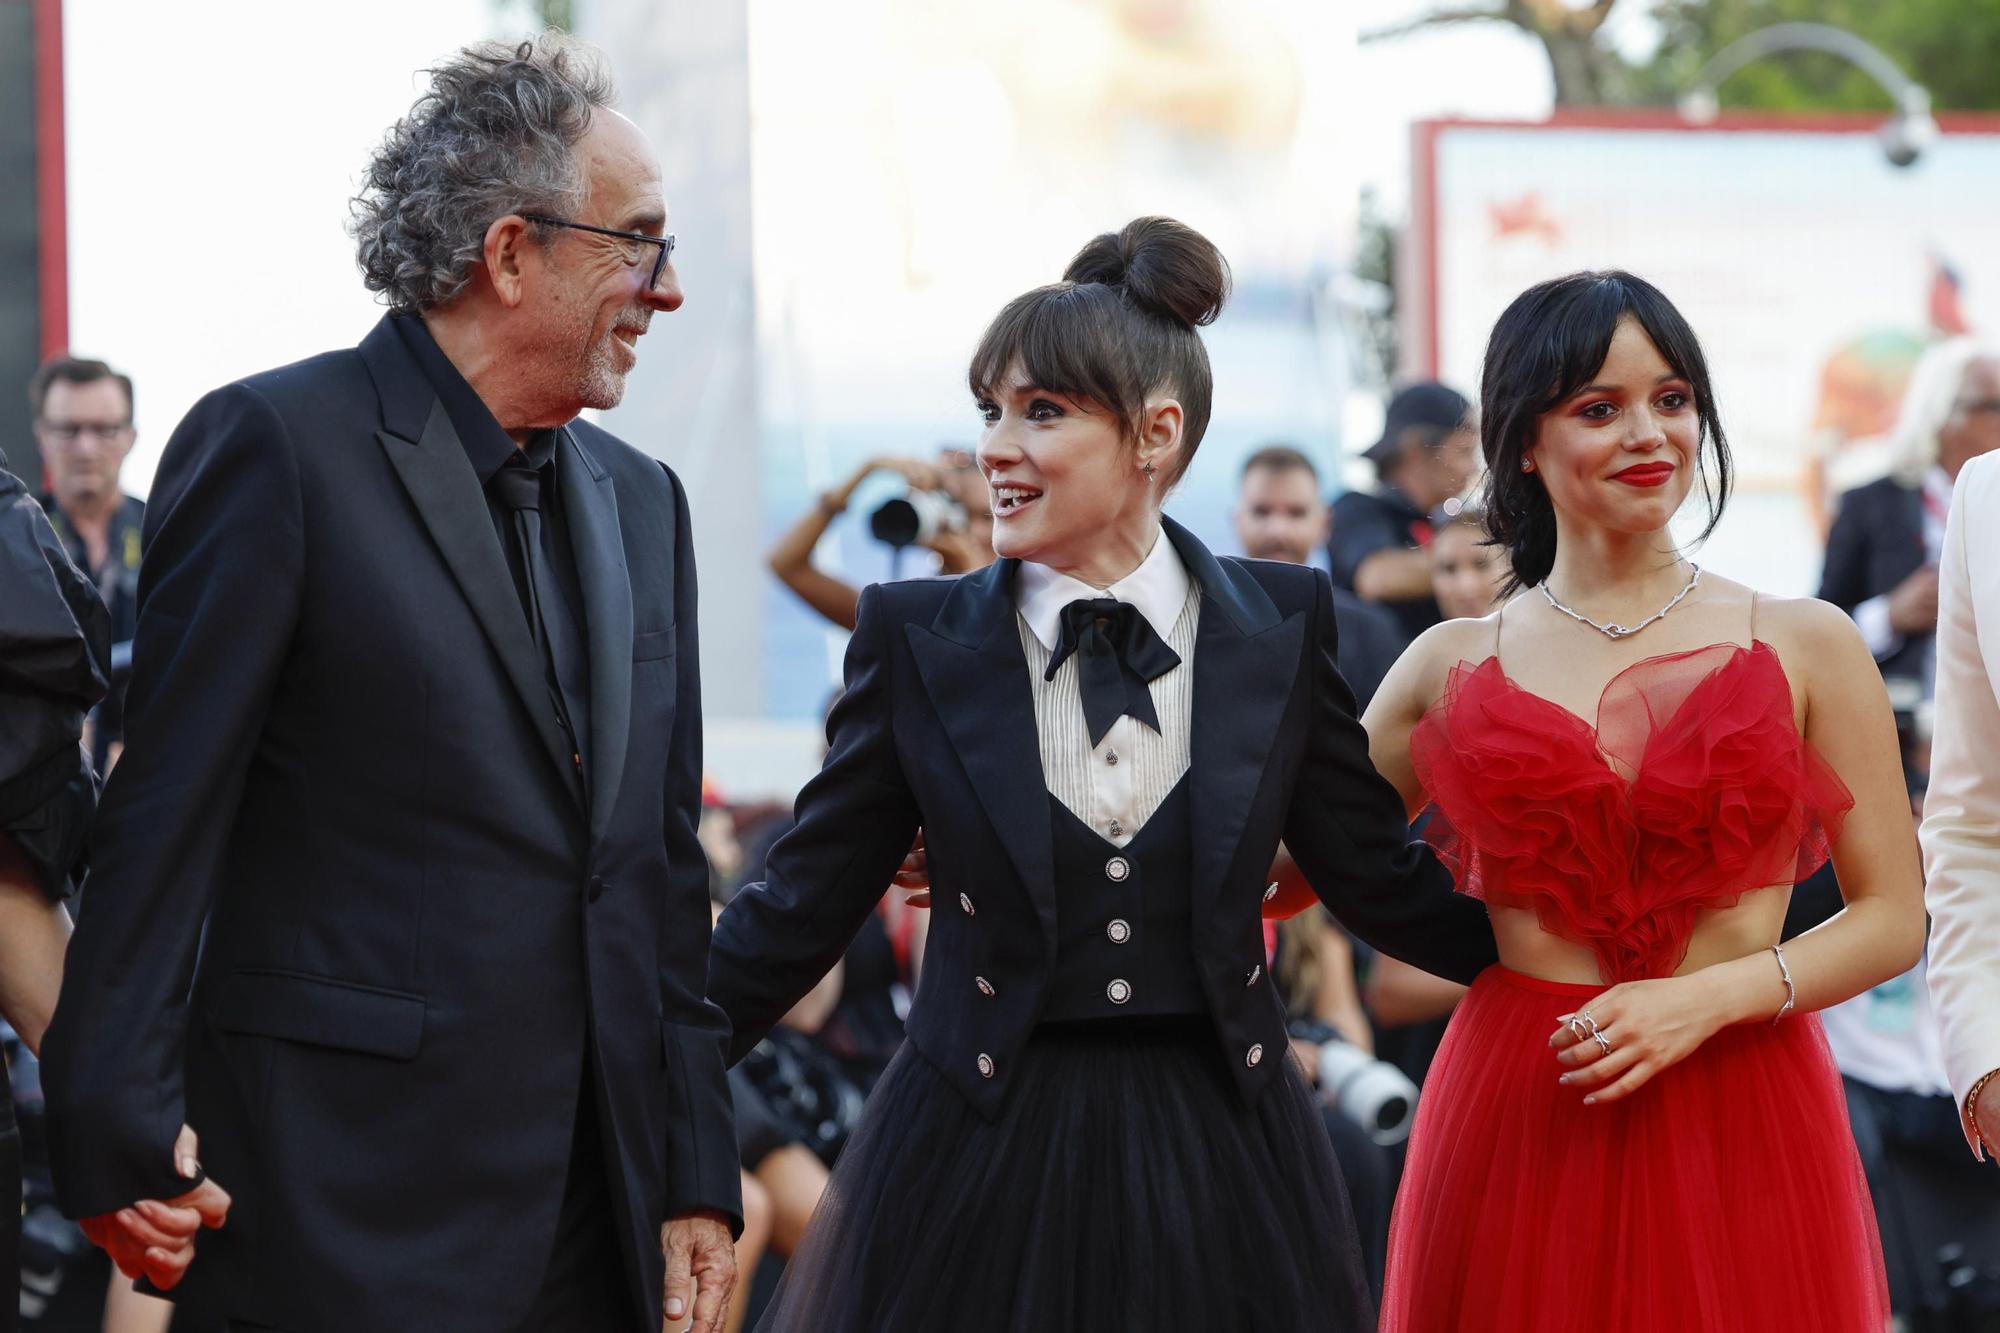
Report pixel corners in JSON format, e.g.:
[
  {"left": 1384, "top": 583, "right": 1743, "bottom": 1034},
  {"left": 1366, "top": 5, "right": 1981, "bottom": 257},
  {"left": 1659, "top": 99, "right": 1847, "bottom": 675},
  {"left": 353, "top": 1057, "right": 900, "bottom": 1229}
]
[
  {"left": 661, "top": 1208, "right": 737, "bottom": 1333},
  {"left": 1888, "top": 565, "right": 1941, "bottom": 636},
  {"left": 78, "top": 1124, "right": 231, "bottom": 1291}
]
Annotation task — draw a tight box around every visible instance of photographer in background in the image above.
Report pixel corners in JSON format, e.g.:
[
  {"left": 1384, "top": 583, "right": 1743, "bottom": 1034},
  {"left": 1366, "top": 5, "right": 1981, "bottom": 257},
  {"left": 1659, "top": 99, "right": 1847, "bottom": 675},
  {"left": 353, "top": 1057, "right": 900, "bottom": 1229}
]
[
  {"left": 1233, "top": 445, "right": 1402, "bottom": 709},
  {"left": 768, "top": 449, "right": 994, "bottom": 632},
  {"left": 1271, "top": 899, "right": 1408, "bottom": 1307},
  {"left": 1329, "top": 382, "right": 1480, "bottom": 648},
  {"left": 27, "top": 358, "right": 144, "bottom": 775}
]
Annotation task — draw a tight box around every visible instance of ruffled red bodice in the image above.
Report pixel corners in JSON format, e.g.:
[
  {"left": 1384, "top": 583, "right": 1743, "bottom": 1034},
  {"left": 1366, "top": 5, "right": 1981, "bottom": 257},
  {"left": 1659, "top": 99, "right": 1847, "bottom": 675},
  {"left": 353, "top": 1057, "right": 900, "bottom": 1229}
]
[{"left": 1410, "top": 641, "right": 1852, "bottom": 983}]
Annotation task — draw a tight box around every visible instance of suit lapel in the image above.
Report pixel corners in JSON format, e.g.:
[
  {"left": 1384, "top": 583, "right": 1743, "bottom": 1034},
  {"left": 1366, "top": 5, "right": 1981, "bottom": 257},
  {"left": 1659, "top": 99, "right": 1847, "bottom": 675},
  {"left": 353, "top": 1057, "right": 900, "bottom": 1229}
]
[
  {"left": 1164, "top": 520, "right": 1306, "bottom": 920},
  {"left": 373, "top": 383, "right": 581, "bottom": 805},
  {"left": 558, "top": 430, "right": 633, "bottom": 846},
  {"left": 907, "top": 560, "right": 1059, "bottom": 956}
]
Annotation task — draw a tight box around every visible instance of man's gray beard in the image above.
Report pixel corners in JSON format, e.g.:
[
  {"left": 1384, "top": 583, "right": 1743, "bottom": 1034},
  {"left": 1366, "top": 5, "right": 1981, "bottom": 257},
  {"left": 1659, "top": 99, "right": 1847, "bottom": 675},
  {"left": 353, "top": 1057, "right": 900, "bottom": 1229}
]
[
  {"left": 576, "top": 307, "right": 649, "bottom": 410},
  {"left": 578, "top": 340, "right": 627, "bottom": 410}
]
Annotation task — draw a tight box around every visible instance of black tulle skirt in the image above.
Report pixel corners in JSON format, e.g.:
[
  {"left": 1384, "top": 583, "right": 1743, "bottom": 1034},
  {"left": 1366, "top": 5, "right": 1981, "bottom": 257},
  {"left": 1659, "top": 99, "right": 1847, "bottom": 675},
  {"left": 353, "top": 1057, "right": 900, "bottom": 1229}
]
[{"left": 754, "top": 1017, "right": 1372, "bottom": 1332}]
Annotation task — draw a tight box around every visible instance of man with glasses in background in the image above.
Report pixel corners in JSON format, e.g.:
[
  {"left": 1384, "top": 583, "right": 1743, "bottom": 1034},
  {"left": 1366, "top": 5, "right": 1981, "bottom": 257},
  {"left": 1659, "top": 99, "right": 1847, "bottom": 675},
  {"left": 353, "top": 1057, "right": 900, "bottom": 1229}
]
[
  {"left": 29, "top": 358, "right": 142, "bottom": 772},
  {"left": 41, "top": 34, "right": 740, "bottom": 1333}
]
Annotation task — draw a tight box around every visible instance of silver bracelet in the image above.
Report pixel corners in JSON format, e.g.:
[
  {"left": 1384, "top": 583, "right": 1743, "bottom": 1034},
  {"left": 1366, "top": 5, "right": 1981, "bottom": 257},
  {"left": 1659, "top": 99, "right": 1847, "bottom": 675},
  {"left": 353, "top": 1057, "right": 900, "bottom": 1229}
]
[{"left": 1770, "top": 944, "right": 1796, "bottom": 1024}]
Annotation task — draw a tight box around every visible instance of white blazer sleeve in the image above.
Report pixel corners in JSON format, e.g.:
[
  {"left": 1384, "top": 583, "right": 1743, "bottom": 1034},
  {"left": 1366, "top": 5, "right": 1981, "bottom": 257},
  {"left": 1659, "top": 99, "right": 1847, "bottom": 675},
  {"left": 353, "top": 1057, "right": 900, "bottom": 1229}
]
[{"left": 1921, "top": 451, "right": 2000, "bottom": 1157}]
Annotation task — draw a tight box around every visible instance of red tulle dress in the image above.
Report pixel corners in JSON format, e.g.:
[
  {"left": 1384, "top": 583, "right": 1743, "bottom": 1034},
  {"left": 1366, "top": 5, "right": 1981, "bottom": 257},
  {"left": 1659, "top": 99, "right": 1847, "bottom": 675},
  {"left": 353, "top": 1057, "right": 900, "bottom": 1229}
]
[{"left": 1381, "top": 639, "right": 1891, "bottom": 1333}]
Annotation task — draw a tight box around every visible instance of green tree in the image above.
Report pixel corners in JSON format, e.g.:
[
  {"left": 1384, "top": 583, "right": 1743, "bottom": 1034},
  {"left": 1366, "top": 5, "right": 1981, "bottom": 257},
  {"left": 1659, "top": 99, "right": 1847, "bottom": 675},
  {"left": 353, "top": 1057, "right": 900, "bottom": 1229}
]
[
  {"left": 1369, "top": 0, "right": 2000, "bottom": 111},
  {"left": 1634, "top": 0, "right": 2000, "bottom": 113}
]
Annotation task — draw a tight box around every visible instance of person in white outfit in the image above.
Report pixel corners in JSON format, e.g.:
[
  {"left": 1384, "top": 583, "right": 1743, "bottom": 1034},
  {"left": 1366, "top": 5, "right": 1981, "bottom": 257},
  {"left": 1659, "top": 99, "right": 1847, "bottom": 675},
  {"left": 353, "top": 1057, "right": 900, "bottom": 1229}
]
[{"left": 1920, "top": 360, "right": 2000, "bottom": 1157}]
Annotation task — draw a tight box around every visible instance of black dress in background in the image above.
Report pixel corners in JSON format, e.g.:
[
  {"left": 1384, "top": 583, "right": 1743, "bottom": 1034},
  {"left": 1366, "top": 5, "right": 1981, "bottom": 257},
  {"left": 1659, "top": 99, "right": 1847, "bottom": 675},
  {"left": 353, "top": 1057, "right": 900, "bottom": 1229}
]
[{"left": 0, "top": 471, "right": 110, "bottom": 1333}]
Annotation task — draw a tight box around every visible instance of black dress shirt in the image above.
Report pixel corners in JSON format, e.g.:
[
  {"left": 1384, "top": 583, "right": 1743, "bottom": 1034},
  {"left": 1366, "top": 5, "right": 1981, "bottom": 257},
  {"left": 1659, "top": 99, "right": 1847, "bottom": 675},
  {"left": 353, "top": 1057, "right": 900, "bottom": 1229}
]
[
  {"left": 1329, "top": 584, "right": 1406, "bottom": 711},
  {"left": 393, "top": 316, "right": 592, "bottom": 773},
  {"left": 1328, "top": 485, "right": 1444, "bottom": 646},
  {"left": 41, "top": 491, "right": 143, "bottom": 768},
  {"left": 39, "top": 492, "right": 144, "bottom": 647}
]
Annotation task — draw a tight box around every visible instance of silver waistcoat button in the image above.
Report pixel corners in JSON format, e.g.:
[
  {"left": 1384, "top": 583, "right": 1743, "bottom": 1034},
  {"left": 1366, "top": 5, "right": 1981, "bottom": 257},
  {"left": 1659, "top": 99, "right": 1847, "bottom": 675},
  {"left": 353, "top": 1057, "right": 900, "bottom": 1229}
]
[
  {"left": 959, "top": 892, "right": 976, "bottom": 916},
  {"left": 1105, "top": 856, "right": 1131, "bottom": 883},
  {"left": 1107, "top": 978, "right": 1132, "bottom": 1005},
  {"left": 1262, "top": 882, "right": 1279, "bottom": 903},
  {"left": 1246, "top": 964, "right": 1262, "bottom": 987},
  {"left": 1106, "top": 918, "right": 1132, "bottom": 944},
  {"left": 1246, "top": 1043, "right": 1264, "bottom": 1068},
  {"left": 975, "top": 976, "right": 995, "bottom": 997},
  {"left": 977, "top": 1053, "right": 995, "bottom": 1079}
]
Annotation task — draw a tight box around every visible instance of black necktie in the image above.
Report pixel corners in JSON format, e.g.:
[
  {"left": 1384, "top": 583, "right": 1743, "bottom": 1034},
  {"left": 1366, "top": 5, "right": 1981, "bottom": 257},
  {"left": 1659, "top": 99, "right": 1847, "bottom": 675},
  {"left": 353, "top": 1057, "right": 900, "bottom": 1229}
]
[
  {"left": 490, "top": 461, "right": 586, "bottom": 783},
  {"left": 1046, "top": 598, "right": 1182, "bottom": 747}
]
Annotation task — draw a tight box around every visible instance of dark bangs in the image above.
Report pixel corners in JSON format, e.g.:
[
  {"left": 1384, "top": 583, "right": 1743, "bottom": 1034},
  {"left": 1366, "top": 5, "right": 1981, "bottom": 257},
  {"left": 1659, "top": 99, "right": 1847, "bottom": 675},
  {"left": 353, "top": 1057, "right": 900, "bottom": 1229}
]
[
  {"left": 1480, "top": 270, "right": 1733, "bottom": 590},
  {"left": 967, "top": 282, "right": 1215, "bottom": 454}
]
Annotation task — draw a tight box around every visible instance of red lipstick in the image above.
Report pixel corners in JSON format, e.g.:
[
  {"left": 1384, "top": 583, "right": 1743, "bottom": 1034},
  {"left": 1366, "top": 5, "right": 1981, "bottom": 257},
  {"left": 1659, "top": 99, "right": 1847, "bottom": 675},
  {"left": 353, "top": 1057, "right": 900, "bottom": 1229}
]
[{"left": 1611, "top": 462, "right": 1675, "bottom": 488}]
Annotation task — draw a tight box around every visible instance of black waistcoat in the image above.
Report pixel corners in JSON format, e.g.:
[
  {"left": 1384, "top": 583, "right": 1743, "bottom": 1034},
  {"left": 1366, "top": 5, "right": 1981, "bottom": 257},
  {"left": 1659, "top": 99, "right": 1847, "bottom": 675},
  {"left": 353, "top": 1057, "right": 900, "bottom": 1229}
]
[{"left": 1038, "top": 773, "right": 1206, "bottom": 1023}]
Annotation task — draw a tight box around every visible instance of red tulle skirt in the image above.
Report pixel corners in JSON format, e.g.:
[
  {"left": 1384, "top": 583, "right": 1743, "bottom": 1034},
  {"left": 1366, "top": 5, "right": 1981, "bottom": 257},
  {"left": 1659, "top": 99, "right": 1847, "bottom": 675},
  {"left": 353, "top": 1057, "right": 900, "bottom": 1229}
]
[{"left": 1381, "top": 966, "right": 1889, "bottom": 1333}]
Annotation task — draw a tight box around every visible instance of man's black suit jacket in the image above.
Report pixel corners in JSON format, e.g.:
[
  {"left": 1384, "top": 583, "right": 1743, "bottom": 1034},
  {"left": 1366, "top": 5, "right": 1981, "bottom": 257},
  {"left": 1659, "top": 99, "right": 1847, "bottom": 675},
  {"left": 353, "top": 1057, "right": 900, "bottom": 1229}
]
[
  {"left": 41, "top": 317, "right": 738, "bottom": 1333},
  {"left": 711, "top": 519, "right": 1497, "bottom": 1117},
  {"left": 1818, "top": 474, "right": 1930, "bottom": 686}
]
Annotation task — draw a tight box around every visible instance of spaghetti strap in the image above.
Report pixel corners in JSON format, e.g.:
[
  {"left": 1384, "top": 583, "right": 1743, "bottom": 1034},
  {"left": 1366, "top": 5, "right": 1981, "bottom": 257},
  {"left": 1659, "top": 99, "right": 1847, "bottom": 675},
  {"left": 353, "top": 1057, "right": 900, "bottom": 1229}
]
[
  {"left": 1493, "top": 601, "right": 1505, "bottom": 669},
  {"left": 1750, "top": 590, "right": 1759, "bottom": 643}
]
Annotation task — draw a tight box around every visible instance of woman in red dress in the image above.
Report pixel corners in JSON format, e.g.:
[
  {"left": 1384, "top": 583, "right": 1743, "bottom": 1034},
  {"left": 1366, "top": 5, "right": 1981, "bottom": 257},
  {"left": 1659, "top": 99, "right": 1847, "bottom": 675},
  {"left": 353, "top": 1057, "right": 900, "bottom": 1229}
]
[{"left": 1368, "top": 271, "right": 1921, "bottom": 1332}]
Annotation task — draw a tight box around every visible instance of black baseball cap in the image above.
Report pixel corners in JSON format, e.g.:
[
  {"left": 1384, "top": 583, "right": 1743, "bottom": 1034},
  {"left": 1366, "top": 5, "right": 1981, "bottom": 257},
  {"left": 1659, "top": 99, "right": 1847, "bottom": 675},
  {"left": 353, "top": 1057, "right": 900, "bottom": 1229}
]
[{"left": 1363, "top": 382, "right": 1472, "bottom": 466}]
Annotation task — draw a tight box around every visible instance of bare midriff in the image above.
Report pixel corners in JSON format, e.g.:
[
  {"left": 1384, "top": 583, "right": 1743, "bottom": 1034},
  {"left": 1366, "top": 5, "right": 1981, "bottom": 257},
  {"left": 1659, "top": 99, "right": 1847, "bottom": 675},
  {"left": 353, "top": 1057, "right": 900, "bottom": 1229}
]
[{"left": 1489, "top": 882, "right": 1795, "bottom": 986}]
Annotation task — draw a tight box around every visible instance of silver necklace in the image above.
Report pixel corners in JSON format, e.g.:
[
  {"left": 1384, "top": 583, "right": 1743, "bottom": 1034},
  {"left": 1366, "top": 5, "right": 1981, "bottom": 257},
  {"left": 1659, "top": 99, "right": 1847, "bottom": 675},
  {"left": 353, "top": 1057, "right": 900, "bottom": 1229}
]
[{"left": 1539, "top": 563, "right": 1701, "bottom": 640}]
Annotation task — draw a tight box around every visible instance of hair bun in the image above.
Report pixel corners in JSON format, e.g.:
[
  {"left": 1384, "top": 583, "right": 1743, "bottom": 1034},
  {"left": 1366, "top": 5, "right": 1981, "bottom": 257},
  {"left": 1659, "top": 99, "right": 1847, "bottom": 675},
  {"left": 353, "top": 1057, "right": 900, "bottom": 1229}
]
[{"left": 1062, "top": 216, "right": 1230, "bottom": 329}]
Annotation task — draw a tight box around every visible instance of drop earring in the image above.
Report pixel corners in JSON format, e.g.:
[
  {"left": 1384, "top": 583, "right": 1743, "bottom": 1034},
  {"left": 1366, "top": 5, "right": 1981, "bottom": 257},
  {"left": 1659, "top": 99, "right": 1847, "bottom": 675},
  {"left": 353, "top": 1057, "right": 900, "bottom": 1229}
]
[{"left": 1142, "top": 461, "right": 1157, "bottom": 477}]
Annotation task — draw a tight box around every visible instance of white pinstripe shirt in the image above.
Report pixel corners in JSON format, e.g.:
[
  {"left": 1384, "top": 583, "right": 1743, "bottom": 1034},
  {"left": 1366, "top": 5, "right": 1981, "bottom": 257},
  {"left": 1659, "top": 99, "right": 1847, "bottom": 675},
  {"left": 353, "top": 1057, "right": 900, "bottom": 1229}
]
[{"left": 1014, "top": 531, "right": 1199, "bottom": 848}]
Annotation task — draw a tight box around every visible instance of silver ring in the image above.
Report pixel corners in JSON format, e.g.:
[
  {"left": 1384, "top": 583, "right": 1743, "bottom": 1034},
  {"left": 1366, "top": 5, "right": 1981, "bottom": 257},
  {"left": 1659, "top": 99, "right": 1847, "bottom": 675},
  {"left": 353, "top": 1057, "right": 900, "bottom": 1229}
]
[
  {"left": 1566, "top": 1015, "right": 1591, "bottom": 1042},
  {"left": 1592, "top": 1030, "right": 1614, "bottom": 1056}
]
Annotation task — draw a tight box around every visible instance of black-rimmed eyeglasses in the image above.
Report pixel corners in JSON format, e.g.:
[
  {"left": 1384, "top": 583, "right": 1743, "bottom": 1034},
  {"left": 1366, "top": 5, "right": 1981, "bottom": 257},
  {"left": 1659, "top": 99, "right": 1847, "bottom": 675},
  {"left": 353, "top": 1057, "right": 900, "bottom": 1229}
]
[
  {"left": 38, "top": 420, "right": 133, "bottom": 445},
  {"left": 522, "top": 214, "right": 677, "bottom": 290}
]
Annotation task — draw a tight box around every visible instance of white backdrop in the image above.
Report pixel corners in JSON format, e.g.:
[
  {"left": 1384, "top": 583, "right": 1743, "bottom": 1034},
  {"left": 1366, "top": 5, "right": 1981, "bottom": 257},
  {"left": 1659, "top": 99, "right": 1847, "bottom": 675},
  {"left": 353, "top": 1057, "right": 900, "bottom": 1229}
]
[
  {"left": 1411, "top": 115, "right": 2000, "bottom": 595},
  {"left": 64, "top": 0, "right": 490, "bottom": 495}
]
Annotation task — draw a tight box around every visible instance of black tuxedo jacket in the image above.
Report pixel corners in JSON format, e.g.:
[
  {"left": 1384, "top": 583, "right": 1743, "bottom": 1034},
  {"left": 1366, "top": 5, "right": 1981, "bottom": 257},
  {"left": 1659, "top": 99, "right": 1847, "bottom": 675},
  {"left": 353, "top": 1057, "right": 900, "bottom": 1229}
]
[
  {"left": 1818, "top": 475, "right": 1929, "bottom": 684},
  {"left": 711, "top": 519, "right": 1496, "bottom": 1115},
  {"left": 41, "top": 317, "right": 737, "bottom": 1333}
]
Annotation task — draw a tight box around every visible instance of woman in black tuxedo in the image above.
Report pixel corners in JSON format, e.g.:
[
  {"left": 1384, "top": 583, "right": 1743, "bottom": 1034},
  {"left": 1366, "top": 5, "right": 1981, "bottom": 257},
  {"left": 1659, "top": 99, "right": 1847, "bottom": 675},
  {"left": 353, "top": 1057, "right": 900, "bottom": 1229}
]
[{"left": 708, "top": 218, "right": 1496, "bottom": 1331}]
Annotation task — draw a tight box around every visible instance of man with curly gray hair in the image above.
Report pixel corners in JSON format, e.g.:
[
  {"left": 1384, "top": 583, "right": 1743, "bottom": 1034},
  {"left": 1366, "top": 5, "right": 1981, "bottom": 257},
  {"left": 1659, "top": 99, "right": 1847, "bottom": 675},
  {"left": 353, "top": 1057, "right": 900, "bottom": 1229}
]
[{"left": 41, "top": 33, "right": 740, "bottom": 1333}]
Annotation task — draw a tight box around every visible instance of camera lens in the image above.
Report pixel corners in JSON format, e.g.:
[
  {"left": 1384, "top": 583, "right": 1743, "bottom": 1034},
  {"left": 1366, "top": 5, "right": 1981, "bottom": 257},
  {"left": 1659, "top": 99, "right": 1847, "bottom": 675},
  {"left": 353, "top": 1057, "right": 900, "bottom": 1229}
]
[{"left": 868, "top": 497, "right": 922, "bottom": 547}]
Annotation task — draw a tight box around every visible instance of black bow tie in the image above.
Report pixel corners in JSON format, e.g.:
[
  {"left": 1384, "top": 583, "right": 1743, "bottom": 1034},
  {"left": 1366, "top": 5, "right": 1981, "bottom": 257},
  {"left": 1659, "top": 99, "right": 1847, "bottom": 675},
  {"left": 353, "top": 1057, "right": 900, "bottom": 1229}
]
[{"left": 1046, "top": 598, "right": 1182, "bottom": 747}]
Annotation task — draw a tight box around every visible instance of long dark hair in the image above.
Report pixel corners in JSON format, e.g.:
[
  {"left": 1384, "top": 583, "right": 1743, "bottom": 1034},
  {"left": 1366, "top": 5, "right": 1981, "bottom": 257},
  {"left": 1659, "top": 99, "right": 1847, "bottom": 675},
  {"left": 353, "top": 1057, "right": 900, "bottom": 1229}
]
[
  {"left": 1479, "top": 271, "right": 1731, "bottom": 592},
  {"left": 968, "top": 217, "right": 1231, "bottom": 482}
]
